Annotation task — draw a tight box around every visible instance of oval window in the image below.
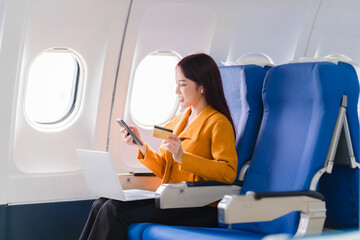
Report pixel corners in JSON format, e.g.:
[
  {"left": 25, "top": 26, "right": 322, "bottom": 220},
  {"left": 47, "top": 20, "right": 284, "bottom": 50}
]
[
  {"left": 25, "top": 49, "right": 83, "bottom": 125},
  {"left": 130, "top": 51, "right": 180, "bottom": 126}
]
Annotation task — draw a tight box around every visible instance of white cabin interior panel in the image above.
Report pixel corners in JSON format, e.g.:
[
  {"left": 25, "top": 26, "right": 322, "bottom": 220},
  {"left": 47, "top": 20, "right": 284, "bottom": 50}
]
[
  {"left": 0, "top": 0, "right": 359, "bottom": 205},
  {"left": 6, "top": 0, "right": 131, "bottom": 203},
  {"left": 108, "top": 0, "right": 323, "bottom": 173}
]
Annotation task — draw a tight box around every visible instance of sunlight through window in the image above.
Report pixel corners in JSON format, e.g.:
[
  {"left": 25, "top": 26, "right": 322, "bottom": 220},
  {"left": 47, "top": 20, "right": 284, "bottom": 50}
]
[
  {"left": 130, "top": 51, "right": 180, "bottom": 126},
  {"left": 25, "top": 50, "right": 81, "bottom": 124}
]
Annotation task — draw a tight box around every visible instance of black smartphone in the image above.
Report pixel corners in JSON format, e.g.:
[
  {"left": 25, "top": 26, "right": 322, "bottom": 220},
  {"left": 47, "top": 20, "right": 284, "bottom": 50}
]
[{"left": 117, "top": 118, "right": 144, "bottom": 147}]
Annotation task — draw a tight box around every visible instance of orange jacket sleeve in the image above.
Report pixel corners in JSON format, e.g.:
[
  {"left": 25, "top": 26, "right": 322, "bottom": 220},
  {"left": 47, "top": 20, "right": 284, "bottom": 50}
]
[{"left": 137, "top": 145, "right": 167, "bottom": 179}]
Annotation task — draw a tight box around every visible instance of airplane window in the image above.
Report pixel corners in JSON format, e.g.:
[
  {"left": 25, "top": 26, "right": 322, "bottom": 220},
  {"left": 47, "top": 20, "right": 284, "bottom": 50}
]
[
  {"left": 130, "top": 51, "right": 180, "bottom": 126},
  {"left": 25, "top": 49, "right": 82, "bottom": 125}
]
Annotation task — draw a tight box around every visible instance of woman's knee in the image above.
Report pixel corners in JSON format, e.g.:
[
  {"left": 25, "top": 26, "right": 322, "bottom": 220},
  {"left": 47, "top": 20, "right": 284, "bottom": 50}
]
[
  {"left": 98, "top": 199, "right": 127, "bottom": 220},
  {"left": 91, "top": 197, "right": 108, "bottom": 213}
]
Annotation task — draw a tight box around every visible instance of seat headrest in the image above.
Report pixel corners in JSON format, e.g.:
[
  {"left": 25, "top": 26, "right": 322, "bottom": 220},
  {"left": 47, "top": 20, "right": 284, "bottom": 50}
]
[{"left": 221, "top": 53, "right": 274, "bottom": 67}]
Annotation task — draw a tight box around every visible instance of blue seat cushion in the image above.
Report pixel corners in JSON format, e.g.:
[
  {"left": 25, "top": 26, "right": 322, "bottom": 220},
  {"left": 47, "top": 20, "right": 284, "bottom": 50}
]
[
  {"left": 131, "top": 224, "right": 265, "bottom": 240},
  {"left": 128, "top": 223, "right": 154, "bottom": 240}
]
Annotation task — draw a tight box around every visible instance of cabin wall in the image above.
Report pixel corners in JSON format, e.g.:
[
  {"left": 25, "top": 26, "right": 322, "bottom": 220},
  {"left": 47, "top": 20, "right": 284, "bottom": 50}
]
[
  {"left": 0, "top": 0, "right": 359, "bottom": 239},
  {"left": 0, "top": 0, "right": 31, "bottom": 206},
  {"left": 1, "top": 0, "right": 131, "bottom": 204},
  {"left": 108, "top": 0, "right": 323, "bottom": 175},
  {"left": 0, "top": 0, "right": 358, "bottom": 208},
  {"left": 306, "top": 0, "right": 360, "bottom": 62}
]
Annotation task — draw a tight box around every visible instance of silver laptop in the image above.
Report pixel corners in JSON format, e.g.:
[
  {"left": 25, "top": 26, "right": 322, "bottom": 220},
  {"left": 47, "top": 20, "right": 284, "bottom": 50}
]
[{"left": 76, "top": 149, "right": 156, "bottom": 201}]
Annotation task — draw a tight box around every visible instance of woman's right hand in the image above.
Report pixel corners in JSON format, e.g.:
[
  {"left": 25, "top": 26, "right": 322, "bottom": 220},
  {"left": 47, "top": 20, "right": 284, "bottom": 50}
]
[{"left": 120, "top": 126, "right": 147, "bottom": 155}]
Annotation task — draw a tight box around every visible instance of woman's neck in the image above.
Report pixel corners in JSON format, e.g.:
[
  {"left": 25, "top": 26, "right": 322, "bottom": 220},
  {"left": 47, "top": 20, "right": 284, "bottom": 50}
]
[
  {"left": 187, "top": 102, "right": 208, "bottom": 126},
  {"left": 190, "top": 99, "right": 208, "bottom": 118}
]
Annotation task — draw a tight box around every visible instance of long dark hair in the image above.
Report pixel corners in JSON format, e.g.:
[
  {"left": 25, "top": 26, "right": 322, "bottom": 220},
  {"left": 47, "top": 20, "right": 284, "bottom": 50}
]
[{"left": 177, "top": 53, "right": 235, "bottom": 132}]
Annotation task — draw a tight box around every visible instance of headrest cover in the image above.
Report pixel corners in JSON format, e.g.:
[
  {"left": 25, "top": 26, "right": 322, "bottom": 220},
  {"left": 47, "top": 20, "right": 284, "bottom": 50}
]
[{"left": 222, "top": 53, "right": 274, "bottom": 67}]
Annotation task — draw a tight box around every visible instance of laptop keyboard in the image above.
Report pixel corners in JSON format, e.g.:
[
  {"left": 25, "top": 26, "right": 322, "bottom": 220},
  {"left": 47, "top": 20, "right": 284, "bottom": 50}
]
[{"left": 124, "top": 189, "right": 156, "bottom": 200}]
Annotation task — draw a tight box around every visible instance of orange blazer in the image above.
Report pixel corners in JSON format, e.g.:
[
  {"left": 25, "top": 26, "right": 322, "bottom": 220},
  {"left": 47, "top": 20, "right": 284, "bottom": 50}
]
[{"left": 137, "top": 105, "right": 238, "bottom": 184}]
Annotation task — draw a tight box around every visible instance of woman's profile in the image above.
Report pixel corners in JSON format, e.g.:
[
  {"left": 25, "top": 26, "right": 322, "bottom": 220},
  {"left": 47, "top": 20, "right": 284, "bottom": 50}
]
[{"left": 80, "top": 53, "right": 238, "bottom": 240}]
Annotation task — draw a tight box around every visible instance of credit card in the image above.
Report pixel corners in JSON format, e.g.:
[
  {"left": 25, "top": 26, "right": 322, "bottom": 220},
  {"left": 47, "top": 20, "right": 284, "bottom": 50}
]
[{"left": 153, "top": 125, "right": 173, "bottom": 139}]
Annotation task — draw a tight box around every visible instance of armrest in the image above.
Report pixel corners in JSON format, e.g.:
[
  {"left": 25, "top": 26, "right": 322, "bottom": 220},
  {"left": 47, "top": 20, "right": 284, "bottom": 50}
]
[
  {"left": 117, "top": 172, "right": 161, "bottom": 191},
  {"left": 186, "top": 181, "right": 241, "bottom": 187},
  {"left": 129, "top": 172, "right": 156, "bottom": 177},
  {"left": 155, "top": 182, "right": 241, "bottom": 209},
  {"left": 253, "top": 191, "right": 324, "bottom": 200},
  {"left": 218, "top": 191, "right": 326, "bottom": 236}
]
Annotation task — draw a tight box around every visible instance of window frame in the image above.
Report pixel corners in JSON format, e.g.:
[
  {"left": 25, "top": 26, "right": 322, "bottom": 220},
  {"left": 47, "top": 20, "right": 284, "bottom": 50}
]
[
  {"left": 129, "top": 50, "right": 181, "bottom": 128},
  {"left": 24, "top": 48, "right": 85, "bottom": 129}
]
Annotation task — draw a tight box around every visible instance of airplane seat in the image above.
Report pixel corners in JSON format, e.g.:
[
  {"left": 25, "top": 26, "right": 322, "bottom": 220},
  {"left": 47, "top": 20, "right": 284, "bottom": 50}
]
[
  {"left": 219, "top": 64, "right": 267, "bottom": 182},
  {"left": 228, "top": 61, "right": 346, "bottom": 236},
  {"left": 317, "top": 61, "right": 360, "bottom": 230},
  {"left": 127, "top": 64, "right": 268, "bottom": 239},
  {"left": 128, "top": 61, "right": 350, "bottom": 240},
  {"left": 291, "top": 56, "right": 360, "bottom": 230}
]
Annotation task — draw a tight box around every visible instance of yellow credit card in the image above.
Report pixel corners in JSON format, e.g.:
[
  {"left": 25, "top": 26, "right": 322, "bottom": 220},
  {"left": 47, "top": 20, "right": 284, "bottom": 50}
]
[{"left": 153, "top": 125, "right": 173, "bottom": 139}]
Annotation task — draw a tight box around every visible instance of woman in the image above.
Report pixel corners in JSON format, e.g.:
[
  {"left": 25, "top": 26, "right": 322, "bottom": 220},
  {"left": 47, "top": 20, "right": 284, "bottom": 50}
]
[{"left": 80, "top": 53, "right": 238, "bottom": 240}]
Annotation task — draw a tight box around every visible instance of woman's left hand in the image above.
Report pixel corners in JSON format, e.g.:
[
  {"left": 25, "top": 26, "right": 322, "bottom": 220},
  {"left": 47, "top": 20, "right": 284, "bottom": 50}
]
[{"left": 163, "top": 134, "right": 183, "bottom": 163}]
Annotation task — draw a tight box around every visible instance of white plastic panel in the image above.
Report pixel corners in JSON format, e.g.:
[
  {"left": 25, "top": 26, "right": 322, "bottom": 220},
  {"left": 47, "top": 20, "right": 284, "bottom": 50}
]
[
  {"left": 14, "top": 0, "right": 119, "bottom": 173},
  {"left": 306, "top": 0, "right": 360, "bottom": 62},
  {"left": 109, "top": 0, "right": 217, "bottom": 173},
  {"left": 108, "top": 0, "right": 322, "bottom": 174},
  {"left": 306, "top": 0, "right": 360, "bottom": 121},
  {"left": 5, "top": 0, "right": 131, "bottom": 203},
  {"left": 0, "top": 0, "right": 18, "bottom": 205},
  {"left": 211, "top": 0, "right": 322, "bottom": 65},
  {"left": 0, "top": 0, "right": 5, "bottom": 53}
]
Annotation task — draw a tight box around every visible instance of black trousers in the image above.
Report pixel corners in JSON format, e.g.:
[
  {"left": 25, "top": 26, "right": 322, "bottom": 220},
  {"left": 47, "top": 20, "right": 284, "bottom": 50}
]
[{"left": 79, "top": 198, "right": 218, "bottom": 240}]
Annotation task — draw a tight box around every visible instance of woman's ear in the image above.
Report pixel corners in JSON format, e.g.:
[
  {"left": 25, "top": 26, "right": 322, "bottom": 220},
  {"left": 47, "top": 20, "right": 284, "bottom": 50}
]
[{"left": 200, "top": 83, "right": 205, "bottom": 92}]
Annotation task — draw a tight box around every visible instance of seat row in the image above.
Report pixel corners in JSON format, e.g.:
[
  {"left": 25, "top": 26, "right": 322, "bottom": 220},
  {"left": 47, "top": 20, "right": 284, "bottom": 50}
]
[{"left": 128, "top": 59, "right": 360, "bottom": 239}]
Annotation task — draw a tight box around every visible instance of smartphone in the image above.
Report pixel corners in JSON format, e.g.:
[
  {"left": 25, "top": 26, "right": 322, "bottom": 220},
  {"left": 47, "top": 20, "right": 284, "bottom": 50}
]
[{"left": 117, "top": 118, "right": 144, "bottom": 147}]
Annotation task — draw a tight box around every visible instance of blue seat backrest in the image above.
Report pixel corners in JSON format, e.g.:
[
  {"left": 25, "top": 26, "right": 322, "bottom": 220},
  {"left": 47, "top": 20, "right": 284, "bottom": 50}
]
[
  {"left": 219, "top": 65, "right": 267, "bottom": 181},
  {"left": 236, "top": 62, "right": 346, "bottom": 235},
  {"left": 317, "top": 62, "right": 360, "bottom": 229}
]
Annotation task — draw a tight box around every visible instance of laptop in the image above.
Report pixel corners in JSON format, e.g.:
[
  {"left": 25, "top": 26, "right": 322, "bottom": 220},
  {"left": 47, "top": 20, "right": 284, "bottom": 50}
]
[{"left": 76, "top": 149, "right": 156, "bottom": 201}]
